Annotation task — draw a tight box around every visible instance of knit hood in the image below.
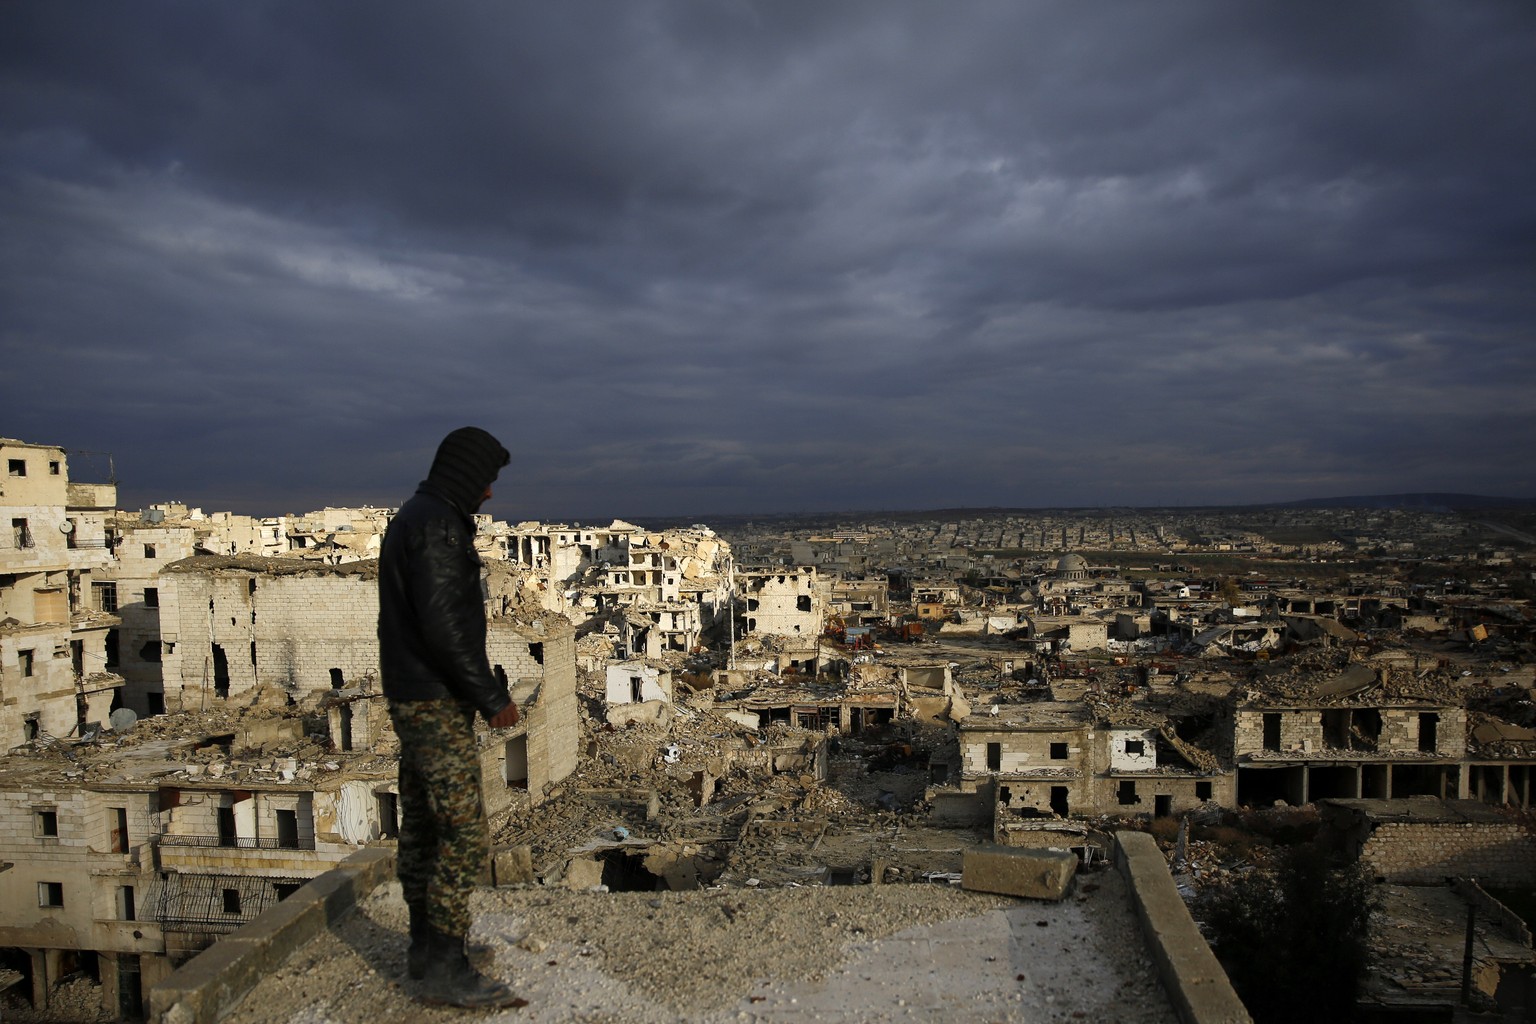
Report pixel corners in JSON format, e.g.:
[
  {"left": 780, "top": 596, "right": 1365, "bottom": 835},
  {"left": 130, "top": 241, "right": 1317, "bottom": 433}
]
[{"left": 421, "top": 427, "right": 510, "bottom": 514}]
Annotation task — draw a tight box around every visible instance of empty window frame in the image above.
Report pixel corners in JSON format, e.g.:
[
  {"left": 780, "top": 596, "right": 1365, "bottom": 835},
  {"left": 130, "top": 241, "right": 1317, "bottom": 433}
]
[
  {"left": 1049, "top": 742, "right": 1069, "bottom": 760},
  {"left": 985, "top": 742, "right": 1002, "bottom": 771},
  {"left": 34, "top": 808, "right": 58, "bottom": 838},
  {"left": 222, "top": 889, "right": 241, "bottom": 914},
  {"left": 7, "top": 459, "right": 25, "bottom": 476},
  {"left": 276, "top": 808, "right": 300, "bottom": 849},
  {"left": 12, "top": 518, "right": 33, "bottom": 549},
  {"left": 143, "top": 587, "right": 158, "bottom": 608},
  {"left": 1123, "top": 739, "right": 1146, "bottom": 756},
  {"left": 1262, "top": 713, "right": 1282, "bottom": 752},
  {"left": 18, "top": 649, "right": 34, "bottom": 678},
  {"left": 1418, "top": 712, "right": 1439, "bottom": 754},
  {"left": 38, "top": 882, "right": 64, "bottom": 907},
  {"left": 110, "top": 806, "right": 129, "bottom": 852}
]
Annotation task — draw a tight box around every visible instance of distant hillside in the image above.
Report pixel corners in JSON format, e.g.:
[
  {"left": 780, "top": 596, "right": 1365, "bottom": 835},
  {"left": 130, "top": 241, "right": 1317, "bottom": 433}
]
[
  {"left": 626, "top": 493, "right": 1536, "bottom": 530},
  {"left": 1265, "top": 493, "right": 1536, "bottom": 512}
]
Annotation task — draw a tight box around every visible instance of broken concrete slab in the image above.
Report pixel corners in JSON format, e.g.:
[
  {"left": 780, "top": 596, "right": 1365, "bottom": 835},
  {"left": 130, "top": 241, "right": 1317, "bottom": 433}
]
[
  {"left": 491, "top": 844, "right": 534, "bottom": 886},
  {"left": 961, "top": 845, "right": 1077, "bottom": 901},
  {"left": 560, "top": 856, "right": 605, "bottom": 890}
]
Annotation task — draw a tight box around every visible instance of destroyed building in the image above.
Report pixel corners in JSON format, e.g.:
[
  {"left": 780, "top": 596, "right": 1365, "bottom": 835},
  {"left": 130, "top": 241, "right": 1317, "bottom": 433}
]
[
  {"left": 3, "top": 438, "right": 1535, "bottom": 1018},
  {"left": 0, "top": 547, "right": 579, "bottom": 1017},
  {"left": 0, "top": 440, "right": 123, "bottom": 745}
]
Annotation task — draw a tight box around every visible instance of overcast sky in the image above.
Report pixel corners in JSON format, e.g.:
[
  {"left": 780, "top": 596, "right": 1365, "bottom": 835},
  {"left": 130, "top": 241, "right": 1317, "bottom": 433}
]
[{"left": 3, "top": 2, "right": 1533, "bottom": 521}]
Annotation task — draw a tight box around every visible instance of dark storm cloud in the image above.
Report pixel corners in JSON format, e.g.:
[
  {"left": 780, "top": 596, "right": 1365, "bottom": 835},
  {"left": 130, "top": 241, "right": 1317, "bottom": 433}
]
[{"left": 2, "top": 0, "right": 1532, "bottom": 517}]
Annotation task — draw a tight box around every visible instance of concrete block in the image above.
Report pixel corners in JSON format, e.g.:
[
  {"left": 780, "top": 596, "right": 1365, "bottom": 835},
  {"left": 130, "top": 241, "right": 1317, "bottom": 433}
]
[
  {"left": 562, "top": 856, "right": 604, "bottom": 890},
  {"left": 962, "top": 845, "right": 1077, "bottom": 901},
  {"left": 492, "top": 844, "right": 534, "bottom": 886}
]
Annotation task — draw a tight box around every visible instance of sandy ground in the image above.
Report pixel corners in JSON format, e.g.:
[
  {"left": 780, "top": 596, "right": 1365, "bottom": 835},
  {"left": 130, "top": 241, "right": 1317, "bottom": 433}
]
[{"left": 220, "top": 868, "right": 1176, "bottom": 1024}]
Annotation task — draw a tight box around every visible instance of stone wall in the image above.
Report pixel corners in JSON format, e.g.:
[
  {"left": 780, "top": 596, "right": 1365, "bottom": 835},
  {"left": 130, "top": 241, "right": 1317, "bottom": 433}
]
[
  {"left": 1359, "top": 822, "right": 1536, "bottom": 885},
  {"left": 960, "top": 726, "right": 1090, "bottom": 777},
  {"left": 160, "top": 569, "right": 380, "bottom": 703},
  {"left": 1235, "top": 705, "right": 1465, "bottom": 759}
]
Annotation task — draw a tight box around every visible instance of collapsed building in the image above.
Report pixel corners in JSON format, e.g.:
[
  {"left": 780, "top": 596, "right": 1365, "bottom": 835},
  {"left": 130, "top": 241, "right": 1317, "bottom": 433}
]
[
  {"left": 0, "top": 531, "right": 580, "bottom": 1017},
  {"left": 0, "top": 440, "right": 123, "bottom": 747}
]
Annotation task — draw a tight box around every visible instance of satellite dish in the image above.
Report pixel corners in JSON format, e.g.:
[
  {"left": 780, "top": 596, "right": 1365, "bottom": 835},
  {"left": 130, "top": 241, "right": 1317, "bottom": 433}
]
[
  {"left": 59, "top": 521, "right": 75, "bottom": 534},
  {"left": 109, "top": 708, "right": 138, "bottom": 733}
]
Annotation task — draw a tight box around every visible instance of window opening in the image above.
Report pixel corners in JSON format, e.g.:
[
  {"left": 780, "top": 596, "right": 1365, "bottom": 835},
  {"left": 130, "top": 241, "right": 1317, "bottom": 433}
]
[
  {"left": 212, "top": 644, "right": 230, "bottom": 699},
  {"left": 144, "top": 587, "right": 158, "bottom": 608},
  {"left": 985, "top": 742, "right": 1001, "bottom": 771},
  {"left": 1418, "top": 713, "right": 1439, "bottom": 753},
  {"left": 7, "top": 459, "right": 25, "bottom": 476},
  {"left": 276, "top": 809, "right": 299, "bottom": 849},
  {"left": 12, "top": 518, "right": 33, "bottom": 549},
  {"left": 19, "top": 649, "right": 34, "bottom": 678},
  {"left": 111, "top": 807, "right": 128, "bottom": 852},
  {"left": 39, "top": 882, "right": 64, "bottom": 907},
  {"left": 1117, "top": 780, "right": 1140, "bottom": 805},
  {"left": 1124, "top": 739, "right": 1145, "bottom": 756},
  {"left": 377, "top": 793, "right": 399, "bottom": 839},
  {"left": 222, "top": 889, "right": 241, "bottom": 914},
  {"left": 1049, "top": 742, "right": 1069, "bottom": 760},
  {"left": 35, "top": 809, "right": 58, "bottom": 837},
  {"left": 1262, "top": 713, "right": 1281, "bottom": 752}
]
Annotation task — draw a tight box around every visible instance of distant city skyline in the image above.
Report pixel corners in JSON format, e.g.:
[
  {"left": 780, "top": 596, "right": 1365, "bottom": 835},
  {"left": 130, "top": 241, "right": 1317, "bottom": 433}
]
[{"left": 4, "top": 3, "right": 1533, "bottom": 520}]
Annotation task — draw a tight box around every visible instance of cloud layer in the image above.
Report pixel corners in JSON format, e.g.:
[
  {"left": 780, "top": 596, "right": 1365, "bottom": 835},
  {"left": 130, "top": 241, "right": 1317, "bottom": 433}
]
[{"left": 3, "top": 1, "right": 1533, "bottom": 519}]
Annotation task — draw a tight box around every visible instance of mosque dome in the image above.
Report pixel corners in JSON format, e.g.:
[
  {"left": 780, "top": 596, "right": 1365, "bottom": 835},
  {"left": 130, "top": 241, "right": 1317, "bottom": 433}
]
[{"left": 1055, "top": 553, "right": 1088, "bottom": 580}]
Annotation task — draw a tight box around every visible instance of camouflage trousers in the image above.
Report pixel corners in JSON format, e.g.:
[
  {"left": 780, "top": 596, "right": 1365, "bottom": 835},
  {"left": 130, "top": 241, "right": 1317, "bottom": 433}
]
[{"left": 388, "top": 699, "right": 489, "bottom": 936}]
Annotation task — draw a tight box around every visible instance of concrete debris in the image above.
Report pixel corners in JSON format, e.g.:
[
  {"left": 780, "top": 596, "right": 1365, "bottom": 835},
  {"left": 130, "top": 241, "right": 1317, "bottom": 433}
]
[{"left": 962, "top": 846, "right": 1078, "bottom": 901}]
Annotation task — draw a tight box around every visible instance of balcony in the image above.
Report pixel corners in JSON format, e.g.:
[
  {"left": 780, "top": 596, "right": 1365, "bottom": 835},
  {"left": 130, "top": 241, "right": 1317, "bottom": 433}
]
[
  {"left": 156, "top": 832, "right": 329, "bottom": 875},
  {"left": 159, "top": 834, "right": 316, "bottom": 851}
]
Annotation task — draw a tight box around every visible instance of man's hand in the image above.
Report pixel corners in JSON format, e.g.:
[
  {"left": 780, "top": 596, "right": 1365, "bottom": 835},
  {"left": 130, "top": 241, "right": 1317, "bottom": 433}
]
[{"left": 488, "top": 703, "right": 520, "bottom": 729}]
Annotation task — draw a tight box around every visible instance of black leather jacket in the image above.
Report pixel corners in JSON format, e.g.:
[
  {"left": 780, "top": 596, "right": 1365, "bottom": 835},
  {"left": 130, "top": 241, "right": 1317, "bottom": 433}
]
[{"left": 377, "top": 484, "right": 511, "bottom": 719}]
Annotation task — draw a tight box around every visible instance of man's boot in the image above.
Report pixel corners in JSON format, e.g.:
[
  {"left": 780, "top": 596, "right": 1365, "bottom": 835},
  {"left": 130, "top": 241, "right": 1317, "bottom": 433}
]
[
  {"left": 416, "top": 926, "right": 519, "bottom": 1008},
  {"left": 406, "top": 904, "right": 493, "bottom": 980}
]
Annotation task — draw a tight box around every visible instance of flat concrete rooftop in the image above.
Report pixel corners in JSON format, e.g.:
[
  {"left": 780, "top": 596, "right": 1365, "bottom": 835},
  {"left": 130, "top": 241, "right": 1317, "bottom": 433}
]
[{"left": 188, "top": 866, "right": 1182, "bottom": 1024}]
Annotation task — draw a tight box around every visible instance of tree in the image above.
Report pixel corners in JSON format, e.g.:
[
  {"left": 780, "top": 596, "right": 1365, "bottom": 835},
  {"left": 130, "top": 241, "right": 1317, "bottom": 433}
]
[{"left": 1202, "top": 845, "right": 1377, "bottom": 1023}]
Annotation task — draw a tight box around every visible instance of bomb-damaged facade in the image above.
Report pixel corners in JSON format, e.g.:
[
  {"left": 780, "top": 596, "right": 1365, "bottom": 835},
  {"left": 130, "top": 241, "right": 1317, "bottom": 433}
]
[{"left": 1, "top": 438, "right": 1535, "bottom": 1019}]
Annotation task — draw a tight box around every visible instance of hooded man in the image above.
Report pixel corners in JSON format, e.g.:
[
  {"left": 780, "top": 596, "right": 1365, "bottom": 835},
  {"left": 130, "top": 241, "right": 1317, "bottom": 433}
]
[{"left": 378, "top": 427, "right": 520, "bottom": 1008}]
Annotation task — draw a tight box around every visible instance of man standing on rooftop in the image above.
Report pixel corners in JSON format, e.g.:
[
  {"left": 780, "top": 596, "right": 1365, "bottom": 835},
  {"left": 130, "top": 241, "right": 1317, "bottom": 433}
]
[{"left": 377, "top": 427, "right": 521, "bottom": 1008}]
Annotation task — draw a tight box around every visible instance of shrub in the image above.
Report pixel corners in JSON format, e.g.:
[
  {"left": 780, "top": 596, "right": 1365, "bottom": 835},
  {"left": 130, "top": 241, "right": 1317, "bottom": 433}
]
[{"left": 1201, "top": 844, "right": 1377, "bottom": 1023}]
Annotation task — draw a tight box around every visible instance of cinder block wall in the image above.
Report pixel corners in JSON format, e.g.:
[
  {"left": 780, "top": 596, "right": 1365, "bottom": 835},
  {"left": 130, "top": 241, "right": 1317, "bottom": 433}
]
[{"left": 1361, "top": 822, "right": 1536, "bottom": 886}]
